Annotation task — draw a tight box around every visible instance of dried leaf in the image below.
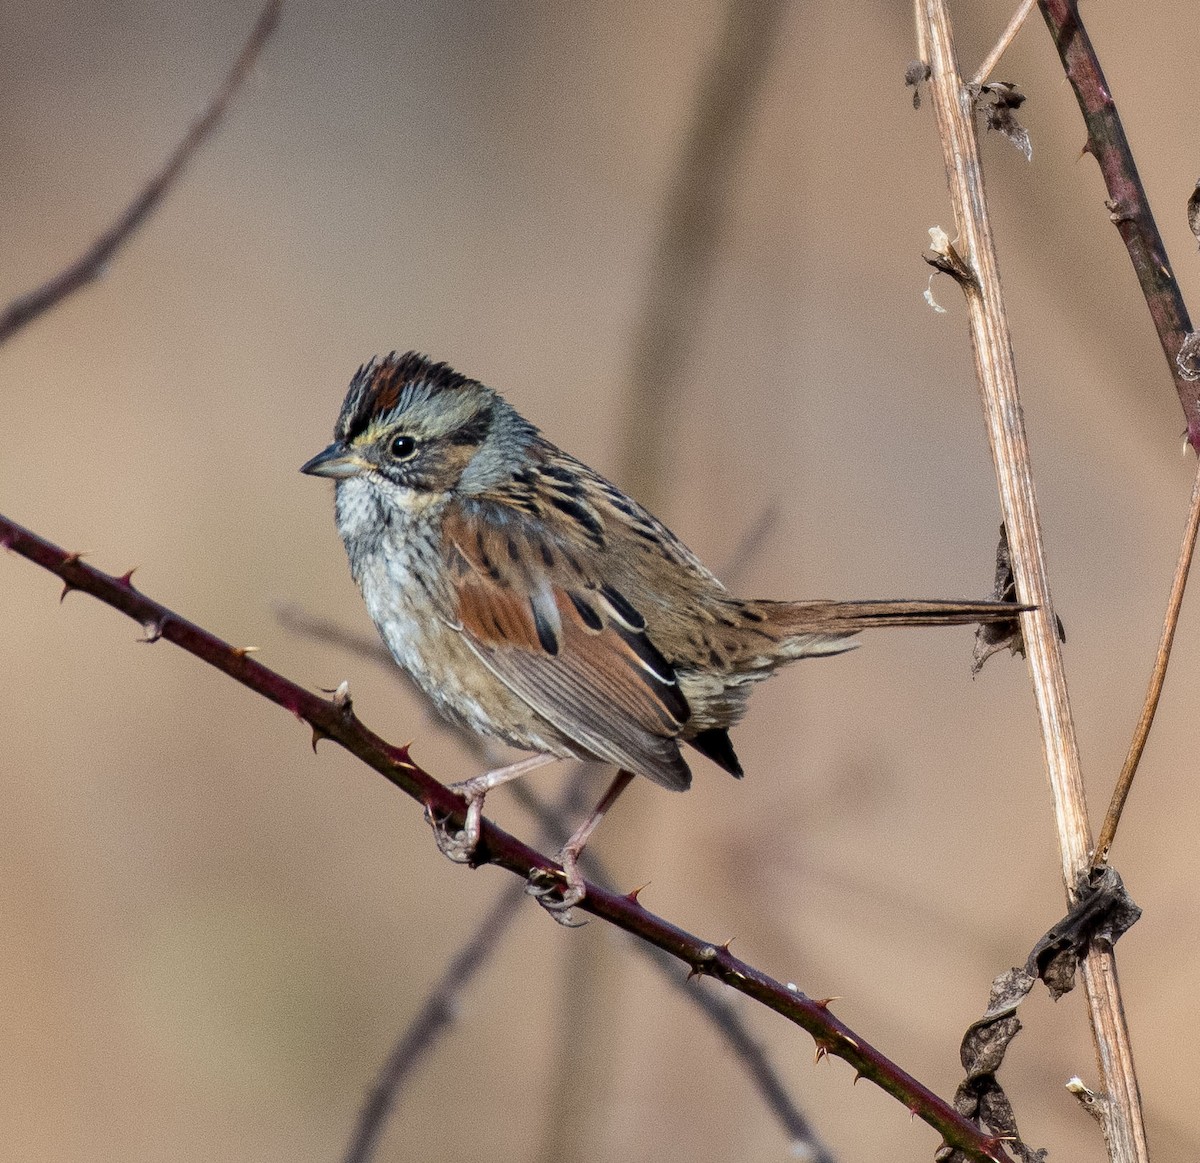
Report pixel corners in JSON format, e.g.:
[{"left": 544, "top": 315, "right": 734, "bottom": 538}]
[
  {"left": 939, "top": 869, "right": 1141, "bottom": 1162},
  {"left": 1188, "top": 179, "right": 1200, "bottom": 248},
  {"left": 972, "top": 81, "right": 1032, "bottom": 161},
  {"left": 972, "top": 525, "right": 1064, "bottom": 675},
  {"left": 924, "top": 225, "right": 972, "bottom": 285},
  {"left": 905, "top": 59, "right": 931, "bottom": 109}
]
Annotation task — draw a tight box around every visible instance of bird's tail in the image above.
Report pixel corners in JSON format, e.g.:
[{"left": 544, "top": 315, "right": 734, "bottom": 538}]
[
  {"left": 772, "top": 598, "right": 1025, "bottom": 630},
  {"left": 734, "top": 597, "right": 1027, "bottom": 662}
]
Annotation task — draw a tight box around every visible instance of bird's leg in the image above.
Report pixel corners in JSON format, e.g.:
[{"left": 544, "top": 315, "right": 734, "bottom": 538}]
[
  {"left": 529, "top": 769, "right": 636, "bottom": 917},
  {"left": 430, "top": 752, "right": 561, "bottom": 863}
]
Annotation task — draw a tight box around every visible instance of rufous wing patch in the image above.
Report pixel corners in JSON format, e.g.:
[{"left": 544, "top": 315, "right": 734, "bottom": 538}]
[{"left": 441, "top": 499, "right": 692, "bottom": 788}]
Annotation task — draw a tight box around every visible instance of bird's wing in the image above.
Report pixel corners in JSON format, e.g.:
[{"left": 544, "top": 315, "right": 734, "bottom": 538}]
[{"left": 437, "top": 497, "right": 693, "bottom": 790}]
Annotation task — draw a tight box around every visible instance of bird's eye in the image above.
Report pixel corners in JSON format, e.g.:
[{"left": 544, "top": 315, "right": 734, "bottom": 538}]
[{"left": 389, "top": 434, "right": 417, "bottom": 460}]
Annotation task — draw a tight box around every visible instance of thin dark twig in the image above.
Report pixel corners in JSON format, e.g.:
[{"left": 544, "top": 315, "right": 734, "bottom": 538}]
[
  {"left": 1036, "top": 0, "right": 1200, "bottom": 445},
  {"left": 1095, "top": 460, "right": 1200, "bottom": 863},
  {"left": 0, "top": 512, "right": 1012, "bottom": 1163},
  {"left": 0, "top": 0, "right": 282, "bottom": 346},
  {"left": 342, "top": 880, "right": 528, "bottom": 1163}
]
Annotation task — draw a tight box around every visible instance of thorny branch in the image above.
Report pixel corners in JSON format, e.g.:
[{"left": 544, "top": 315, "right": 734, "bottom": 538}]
[
  {"left": 0, "top": 0, "right": 282, "bottom": 346},
  {"left": 0, "top": 512, "right": 1013, "bottom": 1163},
  {"left": 344, "top": 767, "right": 837, "bottom": 1163},
  {"left": 1036, "top": 0, "right": 1200, "bottom": 446}
]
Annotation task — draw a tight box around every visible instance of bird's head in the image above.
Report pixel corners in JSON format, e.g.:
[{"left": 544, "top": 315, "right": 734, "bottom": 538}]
[{"left": 301, "top": 352, "right": 536, "bottom": 499}]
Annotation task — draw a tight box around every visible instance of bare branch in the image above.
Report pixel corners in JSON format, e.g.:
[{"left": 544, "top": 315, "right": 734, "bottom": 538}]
[
  {"left": 916, "top": 2, "right": 1147, "bottom": 1159},
  {"left": 971, "top": 0, "right": 1037, "bottom": 87},
  {"left": 1035, "top": 0, "right": 1199, "bottom": 446},
  {"left": 0, "top": 0, "right": 282, "bottom": 346},
  {"left": 1095, "top": 461, "right": 1200, "bottom": 863},
  {"left": 0, "top": 511, "right": 1012, "bottom": 1163}
]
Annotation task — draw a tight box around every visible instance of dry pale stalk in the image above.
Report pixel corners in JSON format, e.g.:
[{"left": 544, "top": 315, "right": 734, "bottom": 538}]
[
  {"left": 971, "top": 0, "right": 1037, "bottom": 87},
  {"left": 916, "top": 2, "right": 1148, "bottom": 1161}
]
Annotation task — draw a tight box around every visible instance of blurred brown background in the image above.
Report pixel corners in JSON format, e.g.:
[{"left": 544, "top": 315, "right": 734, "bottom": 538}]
[{"left": 3, "top": 2, "right": 1200, "bottom": 1160}]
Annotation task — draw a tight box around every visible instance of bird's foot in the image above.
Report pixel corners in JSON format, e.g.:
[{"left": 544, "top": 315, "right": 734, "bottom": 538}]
[
  {"left": 426, "top": 776, "right": 488, "bottom": 864},
  {"left": 427, "top": 753, "right": 562, "bottom": 865},
  {"left": 526, "top": 849, "right": 587, "bottom": 926}
]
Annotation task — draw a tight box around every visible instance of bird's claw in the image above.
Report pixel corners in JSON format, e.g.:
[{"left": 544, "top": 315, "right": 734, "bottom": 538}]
[
  {"left": 526, "top": 862, "right": 587, "bottom": 926},
  {"left": 424, "top": 801, "right": 480, "bottom": 864}
]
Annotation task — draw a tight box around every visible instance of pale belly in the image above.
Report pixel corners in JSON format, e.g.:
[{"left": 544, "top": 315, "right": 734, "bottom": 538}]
[{"left": 336, "top": 481, "right": 584, "bottom": 760}]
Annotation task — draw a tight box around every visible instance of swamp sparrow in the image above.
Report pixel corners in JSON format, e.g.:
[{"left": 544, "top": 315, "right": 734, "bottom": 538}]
[{"left": 303, "top": 352, "right": 1020, "bottom": 913}]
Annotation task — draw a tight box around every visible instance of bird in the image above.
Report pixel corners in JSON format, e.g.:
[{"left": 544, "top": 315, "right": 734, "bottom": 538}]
[{"left": 302, "top": 351, "right": 1022, "bottom": 915}]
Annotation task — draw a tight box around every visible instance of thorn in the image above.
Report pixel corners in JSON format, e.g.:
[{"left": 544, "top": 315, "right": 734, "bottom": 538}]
[
  {"left": 813, "top": 1041, "right": 830, "bottom": 1065},
  {"left": 625, "top": 882, "right": 650, "bottom": 905},
  {"left": 717, "top": 936, "right": 735, "bottom": 953},
  {"left": 59, "top": 580, "right": 77, "bottom": 603},
  {"left": 331, "top": 679, "right": 353, "bottom": 711},
  {"left": 852, "top": 1071, "right": 863, "bottom": 1085},
  {"left": 391, "top": 741, "right": 416, "bottom": 769},
  {"left": 841, "top": 1033, "right": 860, "bottom": 1050},
  {"left": 137, "top": 619, "right": 165, "bottom": 643},
  {"left": 116, "top": 567, "right": 138, "bottom": 587},
  {"left": 813, "top": 996, "right": 841, "bottom": 1009},
  {"left": 909, "top": 1108, "right": 918, "bottom": 1122},
  {"left": 311, "top": 724, "right": 331, "bottom": 752},
  {"left": 231, "top": 645, "right": 261, "bottom": 657},
  {"left": 63, "top": 551, "right": 88, "bottom": 565}
]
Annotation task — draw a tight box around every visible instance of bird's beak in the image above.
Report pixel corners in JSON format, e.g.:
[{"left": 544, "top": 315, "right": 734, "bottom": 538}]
[{"left": 299, "top": 441, "right": 369, "bottom": 479}]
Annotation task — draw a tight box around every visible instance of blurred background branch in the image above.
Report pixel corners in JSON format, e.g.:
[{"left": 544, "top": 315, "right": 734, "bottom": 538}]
[{"left": 0, "top": 0, "right": 280, "bottom": 346}]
